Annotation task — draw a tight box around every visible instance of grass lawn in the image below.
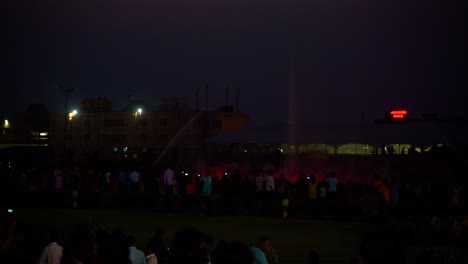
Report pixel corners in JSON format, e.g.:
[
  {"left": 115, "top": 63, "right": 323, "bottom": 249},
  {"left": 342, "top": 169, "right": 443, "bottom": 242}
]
[{"left": 11, "top": 208, "right": 384, "bottom": 264}]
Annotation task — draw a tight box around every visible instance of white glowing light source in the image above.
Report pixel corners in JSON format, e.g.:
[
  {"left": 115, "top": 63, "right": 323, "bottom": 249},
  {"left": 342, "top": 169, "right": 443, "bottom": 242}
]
[{"left": 68, "top": 110, "right": 78, "bottom": 120}]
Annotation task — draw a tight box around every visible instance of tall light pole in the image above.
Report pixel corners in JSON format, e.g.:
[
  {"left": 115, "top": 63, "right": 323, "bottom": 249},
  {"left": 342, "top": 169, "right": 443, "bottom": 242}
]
[
  {"left": 134, "top": 108, "right": 143, "bottom": 160},
  {"left": 62, "top": 86, "right": 74, "bottom": 158}
]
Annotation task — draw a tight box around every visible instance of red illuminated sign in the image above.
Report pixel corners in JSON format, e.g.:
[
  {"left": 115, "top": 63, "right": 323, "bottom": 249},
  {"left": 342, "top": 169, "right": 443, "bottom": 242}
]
[{"left": 390, "top": 110, "right": 407, "bottom": 119}]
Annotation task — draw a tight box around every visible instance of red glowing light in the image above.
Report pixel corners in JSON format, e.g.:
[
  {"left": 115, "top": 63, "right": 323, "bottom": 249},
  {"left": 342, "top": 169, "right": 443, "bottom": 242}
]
[
  {"left": 390, "top": 109, "right": 407, "bottom": 119},
  {"left": 390, "top": 110, "right": 407, "bottom": 115}
]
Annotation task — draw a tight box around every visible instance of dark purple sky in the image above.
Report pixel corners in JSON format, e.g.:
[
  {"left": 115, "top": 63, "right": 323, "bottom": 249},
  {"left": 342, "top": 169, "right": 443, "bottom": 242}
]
[{"left": 5, "top": 0, "right": 467, "bottom": 124}]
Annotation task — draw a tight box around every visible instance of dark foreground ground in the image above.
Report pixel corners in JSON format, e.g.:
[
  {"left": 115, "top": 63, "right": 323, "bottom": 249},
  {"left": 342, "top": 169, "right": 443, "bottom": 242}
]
[{"left": 4, "top": 207, "right": 468, "bottom": 264}]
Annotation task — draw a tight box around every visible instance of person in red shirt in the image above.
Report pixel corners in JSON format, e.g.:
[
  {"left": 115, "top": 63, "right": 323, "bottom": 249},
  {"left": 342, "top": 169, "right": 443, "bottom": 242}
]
[
  {"left": 372, "top": 174, "right": 382, "bottom": 192},
  {"left": 380, "top": 179, "right": 390, "bottom": 205}
]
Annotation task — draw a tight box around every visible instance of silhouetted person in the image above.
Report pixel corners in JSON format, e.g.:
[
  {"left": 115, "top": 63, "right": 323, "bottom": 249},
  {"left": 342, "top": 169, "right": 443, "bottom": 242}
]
[
  {"left": 277, "top": 174, "right": 287, "bottom": 195},
  {"left": 211, "top": 240, "right": 228, "bottom": 264},
  {"left": 128, "top": 236, "right": 146, "bottom": 264},
  {"left": 307, "top": 250, "right": 320, "bottom": 264},
  {"left": 372, "top": 174, "right": 382, "bottom": 192},
  {"left": 224, "top": 242, "right": 254, "bottom": 264},
  {"left": 147, "top": 228, "right": 168, "bottom": 264},
  {"left": 408, "top": 145, "right": 416, "bottom": 155},
  {"left": 251, "top": 236, "right": 270, "bottom": 264},
  {"left": 0, "top": 218, "right": 16, "bottom": 262},
  {"left": 308, "top": 175, "right": 317, "bottom": 200},
  {"left": 326, "top": 172, "right": 338, "bottom": 201},
  {"left": 231, "top": 169, "right": 242, "bottom": 195},
  {"left": 163, "top": 166, "right": 175, "bottom": 196},
  {"left": 400, "top": 147, "right": 406, "bottom": 155},
  {"left": 296, "top": 173, "right": 308, "bottom": 200},
  {"left": 170, "top": 228, "right": 209, "bottom": 264},
  {"left": 37, "top": 229, "right": 63, "bottom": 264}
]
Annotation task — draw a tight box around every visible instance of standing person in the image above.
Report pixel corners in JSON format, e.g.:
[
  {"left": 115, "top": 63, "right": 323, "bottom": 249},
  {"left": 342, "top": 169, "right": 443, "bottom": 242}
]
[
  {"left": 372, "top": 174, "right": 383, "bottom": 192},
  {"left": 128, "top": 169, "right": 141, "bottom": 193},
  {"left": 231, "top": 168, "right": 242, "bottom": 195},
  {"left": 265, "top": 171, "right": 275, "bottom": 193},
  {"left": 37, "top": 230, "right": 63, "bottom": 264},
  {"left": 255, "top": 172, "right": 264, "bottom": 194},
  {"left": 147, "top": 228, "right": 168, "bottom": 264},
  {"left": 251, "top": 236, "right": 271, "bottom": 264},
  {"left": 390, "top": 176, "right": 399, "bottom": 206},
  {"left": 241, "top": 175, "right": 252, "bottom": 195},
  {"left": 163, "top": 166, "right": 175, "bottom": 196},
  {"left": 128, "top": 236, "right": 147, "bottom": 264},
  {"left": 277, "top": 174, "right": 287, "bottom": 195},
  {"left": 327, "top": 172, "right": 338, "bottom": 199},
  {"left": 451, "top": 182, "right": 462, "bottom": 214},
  {"left": 146, "top": 246, "right": 158, "bottom": 264},
  {"left": 53, "top": 167, "right": 64, "bottom": 192},
  {"left": 200, "top": 171, "right": 212, "bottom": 198},
  {"left": 380, "top": 179, "right": 390, "bottom": 205},
  {"left": 104, "top": 170, "right": 112, "bottom": 192},
  {"left": 296, "top": 173, "right": 308, "bottom": 200},
  {"left": 308, "top": 175, "right": 318, "bottom": 200},
  {"left": 186, "top": 175, "right": 196, "bottom": 196},
  {"left": 118, "top": 168, "right": 127, "bottom": 193},
  {"left": 319, "top": 176, "right": 328, "bottom": 199}
]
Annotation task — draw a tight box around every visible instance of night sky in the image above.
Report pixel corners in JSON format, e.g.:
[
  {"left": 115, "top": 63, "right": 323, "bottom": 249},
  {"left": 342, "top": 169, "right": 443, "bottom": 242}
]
[{"left": 5, "top": 0, "right": 467, "bottom": 125}]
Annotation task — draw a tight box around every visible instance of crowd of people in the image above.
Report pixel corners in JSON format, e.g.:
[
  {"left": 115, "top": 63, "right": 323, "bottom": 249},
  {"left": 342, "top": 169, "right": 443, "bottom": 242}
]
[
  {"left": 4, "top": 162, "right": 465, "bottom": 208},
  {"left": 1, "top": 216, "right": 368, "bottom": 264},
  {"left": 2, "top": 215, "right": 467, "bottom": 264},
  {"left": 0, "top": 219, "right": 312, "bottom": 264},
  {"left": 2, "top": 160, "right": 467, "bottom": 221},
  {"left": 1, "top": 159, "right": 468, "bottom": 263}
]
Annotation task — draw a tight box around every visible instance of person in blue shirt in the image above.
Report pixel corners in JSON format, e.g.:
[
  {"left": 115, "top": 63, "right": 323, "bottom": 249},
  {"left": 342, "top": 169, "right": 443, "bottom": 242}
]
[
  {"left": 128, "top": 236, "right": 147, "bottom": 264},
  {"left": 251, "top": 236, "right": 270, "bottom": 264},
  {"left": 200, "top": 171, "right": 212, "bottom": 198},
  {"left": 327, "top": 171, "right": 338, "bottom": 193}
]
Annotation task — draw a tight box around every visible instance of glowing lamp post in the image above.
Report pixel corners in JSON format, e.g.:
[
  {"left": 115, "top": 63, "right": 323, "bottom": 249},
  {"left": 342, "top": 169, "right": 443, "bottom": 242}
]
[{"left": 68, "top": 109, "right": 78, "bottom": 120}]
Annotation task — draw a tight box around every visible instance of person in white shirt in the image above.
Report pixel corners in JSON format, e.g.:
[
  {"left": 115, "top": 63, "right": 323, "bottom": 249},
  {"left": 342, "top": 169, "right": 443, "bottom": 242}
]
[
  {"left": 37, "top": 231, "right": 63, "bottom": 264},
  {"left": 146, "top": 247, "right": 159, "bottom": 264},
  {"left": 146, "top": 253, "right": 158, "bottom": 264},
  {"left": 265, "top": 174, "right": 275, "bottom": 192},
  {"left": 163, "top": 167, "right": 175, "bottom": 195},
  {"left": 129, "top": 169, "right": 141, "bottom": 193}
]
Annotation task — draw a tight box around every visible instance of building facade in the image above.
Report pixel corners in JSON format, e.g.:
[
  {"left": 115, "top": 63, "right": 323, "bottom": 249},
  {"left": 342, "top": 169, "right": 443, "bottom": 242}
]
[
  {"left": 47, "top": 103, "right": 249, "bottom": 161},
  {"left": 1, "top": 97, "right": 249, "bottom": 163}
]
